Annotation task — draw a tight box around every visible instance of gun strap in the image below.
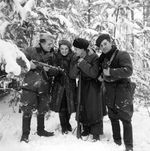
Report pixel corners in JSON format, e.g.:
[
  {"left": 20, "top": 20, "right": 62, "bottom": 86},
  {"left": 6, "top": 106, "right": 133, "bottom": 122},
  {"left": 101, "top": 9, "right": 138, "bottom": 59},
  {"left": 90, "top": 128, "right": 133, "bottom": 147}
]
[{"left": 107, "top": 49, "right": 118, "bottom": 67}]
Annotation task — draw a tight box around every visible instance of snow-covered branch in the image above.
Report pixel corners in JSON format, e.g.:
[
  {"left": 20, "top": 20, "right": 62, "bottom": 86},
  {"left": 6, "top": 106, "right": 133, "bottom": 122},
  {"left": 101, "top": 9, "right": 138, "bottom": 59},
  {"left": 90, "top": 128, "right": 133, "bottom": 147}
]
[
  {"left": 13, "top": 0, "right": 37, "bottom": 21},
  {"left": 0, "top": 39, "right": 30, "bottom": 76}
]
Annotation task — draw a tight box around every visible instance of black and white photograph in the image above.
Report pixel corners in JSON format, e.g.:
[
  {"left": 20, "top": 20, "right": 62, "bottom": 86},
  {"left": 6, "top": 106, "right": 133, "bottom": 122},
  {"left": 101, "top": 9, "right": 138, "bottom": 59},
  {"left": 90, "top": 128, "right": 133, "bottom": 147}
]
[{"left": 0, "top": 0, "right": 150, "bottom": 151}]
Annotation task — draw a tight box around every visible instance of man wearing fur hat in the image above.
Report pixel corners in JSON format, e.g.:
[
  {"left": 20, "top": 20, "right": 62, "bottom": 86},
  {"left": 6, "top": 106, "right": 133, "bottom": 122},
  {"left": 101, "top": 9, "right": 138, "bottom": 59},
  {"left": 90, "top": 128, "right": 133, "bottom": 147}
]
[
  {"left": 49, "top": 39, "right": 77, "bottom": 134},
  {"left": 96, "top": 34, "right": 134, "bottom": 151},
  {"left": 20, "top": 32, "right": 62, "bottom": 143},
  {"left": 70, "top": 38, "right": 104, "bottom": 141}
]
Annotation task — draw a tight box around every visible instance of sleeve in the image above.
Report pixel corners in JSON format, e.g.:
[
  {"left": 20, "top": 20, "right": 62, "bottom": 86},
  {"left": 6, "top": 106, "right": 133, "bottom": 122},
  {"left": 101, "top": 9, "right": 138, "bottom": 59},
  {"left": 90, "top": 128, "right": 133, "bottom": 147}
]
[
  {"left": 22, "top": 47, "right": 32, "bottom": 61},
  {"left": 78, "top": 54, "right": 99, "bottom": 79},
  {"left": 110, "top": 51, "right": 133, "bottom": 79},
  {"left": 69, "top": 54, "right": 80, "bottom": 79}
]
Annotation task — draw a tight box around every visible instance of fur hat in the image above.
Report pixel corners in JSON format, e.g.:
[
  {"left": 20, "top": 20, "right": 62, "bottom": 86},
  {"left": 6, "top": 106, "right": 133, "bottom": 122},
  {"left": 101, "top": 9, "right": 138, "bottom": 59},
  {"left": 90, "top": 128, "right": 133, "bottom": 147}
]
[
  {"left": 73, "top": 38, "right": 89, "bottom": 50},
  {"left": 59, "top": 40, "right": 72, "bottom": 49},
  {"left": 96, "top": 34, "right": 111, "bottom": 47}
]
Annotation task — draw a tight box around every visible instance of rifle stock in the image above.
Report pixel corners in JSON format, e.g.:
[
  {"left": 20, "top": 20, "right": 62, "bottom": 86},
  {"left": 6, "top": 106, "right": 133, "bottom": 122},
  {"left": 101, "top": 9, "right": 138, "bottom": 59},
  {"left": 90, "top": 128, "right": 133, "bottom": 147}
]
[{"left": 76, "top": 72, "right": 82, "bottom": 139}]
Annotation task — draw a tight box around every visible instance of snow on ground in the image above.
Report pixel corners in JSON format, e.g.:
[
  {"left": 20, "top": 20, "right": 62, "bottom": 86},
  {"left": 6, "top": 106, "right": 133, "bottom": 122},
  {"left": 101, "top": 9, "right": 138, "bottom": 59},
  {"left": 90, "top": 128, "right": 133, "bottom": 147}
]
[{"left": 0, "top": 95, "right": 150, "bottom": 151}]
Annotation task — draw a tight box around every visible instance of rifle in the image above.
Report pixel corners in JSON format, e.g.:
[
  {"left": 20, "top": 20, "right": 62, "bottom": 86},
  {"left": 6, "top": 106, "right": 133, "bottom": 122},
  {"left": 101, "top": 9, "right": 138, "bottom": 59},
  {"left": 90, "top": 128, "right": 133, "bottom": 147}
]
[
  {"left": 76, "top": 72, "right": 82, "bottom": 139},
  {"left": 32, "top": 60, "right": 65, "bottom": 81},
  {"left": 32, "top": 60, "right": 64, "bottom": 73}
]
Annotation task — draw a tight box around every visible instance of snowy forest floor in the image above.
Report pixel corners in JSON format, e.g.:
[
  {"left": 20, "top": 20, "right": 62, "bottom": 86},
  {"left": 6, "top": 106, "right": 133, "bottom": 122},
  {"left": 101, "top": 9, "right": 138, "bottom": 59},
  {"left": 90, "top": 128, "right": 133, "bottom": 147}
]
[{"left": 0, "top": 94, "right": 150, "bottom": 151}]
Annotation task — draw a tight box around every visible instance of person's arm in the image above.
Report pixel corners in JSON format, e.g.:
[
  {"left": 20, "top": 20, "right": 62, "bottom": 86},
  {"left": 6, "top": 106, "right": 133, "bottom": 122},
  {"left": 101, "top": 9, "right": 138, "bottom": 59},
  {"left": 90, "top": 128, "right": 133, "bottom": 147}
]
[
  {"left": 77, "top": 54, "right": 99, "bottom": 79},
  {"left": 69, "top": 54, "right": 80, "bottom": 79},
  {"left": 110, "top": 51, "right": 133, "bottom": 79}
]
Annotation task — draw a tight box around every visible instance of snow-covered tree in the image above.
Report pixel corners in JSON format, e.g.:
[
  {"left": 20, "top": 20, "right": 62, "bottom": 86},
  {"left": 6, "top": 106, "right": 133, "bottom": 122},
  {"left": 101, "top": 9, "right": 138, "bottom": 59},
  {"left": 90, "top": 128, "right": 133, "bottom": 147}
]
[{"left": 0, "top": 0, "right": 150, "bottom": 102}]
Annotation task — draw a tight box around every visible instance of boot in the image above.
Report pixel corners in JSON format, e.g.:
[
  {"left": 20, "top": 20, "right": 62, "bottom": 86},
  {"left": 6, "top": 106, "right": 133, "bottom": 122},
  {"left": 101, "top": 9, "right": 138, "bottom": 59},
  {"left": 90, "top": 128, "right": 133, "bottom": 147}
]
[
  {"left": 100, "top": 118, "right": 104, "bottom": 135},
  {"left": 59, "top": 112, "right": 68, "bottom": 134},
  {"left": 114, "top": 139, "right": 122, "bottom": 146},
  {"left": 67, "top": 123, "right": 72, "bottom": 132},
  {"left": 37, "top": 114, "right": 54, "bottom": 137},
  {"left": 125, "top": 146, "right": 133, "bottom": 151},
  {"left": 66, "top": 113, "right": 72, "bottom": 132},
  {"left": 110, "top": 118, "right": 122, "bottom": 146},
  {"left": 20, "top": 113, "right": 31, "bottom": 143},
  {"left": 92, "top": 134, "right": 100, "bottom": 142},
  {"left": 81, "top": 125, "right": 90, "bottom": 136}
]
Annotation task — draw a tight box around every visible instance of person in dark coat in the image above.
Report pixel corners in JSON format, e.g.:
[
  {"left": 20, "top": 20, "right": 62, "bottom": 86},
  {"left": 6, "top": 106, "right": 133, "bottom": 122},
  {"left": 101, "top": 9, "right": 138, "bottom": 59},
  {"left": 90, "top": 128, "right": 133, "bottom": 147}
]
[
  {"left": 49, "top": 40, "right": 77, "bottom": 134},
  {"left": 70, "top": 38, "right": 103, "bottom": 141},
  {"left": 20, "top": 33, "right": 62, "bottom": 143},
  {"left": 96, "top": 34, "right": 134, "bottom": 151}
]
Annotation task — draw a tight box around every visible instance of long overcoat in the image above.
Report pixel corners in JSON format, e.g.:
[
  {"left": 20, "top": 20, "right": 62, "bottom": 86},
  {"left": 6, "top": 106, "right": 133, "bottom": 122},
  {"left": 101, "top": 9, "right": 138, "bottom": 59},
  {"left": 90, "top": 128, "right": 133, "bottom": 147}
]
[
  {"left": 99, "top": 45, "right": 133, "bottom": 121},
  {"left": 20, "top": 45, "right": 59, "bottom": 114},
  {"left": 69, "top": 53, "right": 103, "bottom": 125},
  {"left": 49, "top": 51, "right": 77, "bottom": 114}
]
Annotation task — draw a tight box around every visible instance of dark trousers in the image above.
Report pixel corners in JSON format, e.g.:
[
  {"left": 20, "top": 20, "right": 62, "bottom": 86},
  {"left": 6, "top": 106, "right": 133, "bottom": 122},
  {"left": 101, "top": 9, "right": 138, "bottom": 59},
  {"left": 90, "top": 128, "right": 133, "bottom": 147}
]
[
  {"left": 110, "top": 117, "right": 133, "bottom": 148},
  {"left": 59, "top": 91, "right": 71, "bottom": 131}
]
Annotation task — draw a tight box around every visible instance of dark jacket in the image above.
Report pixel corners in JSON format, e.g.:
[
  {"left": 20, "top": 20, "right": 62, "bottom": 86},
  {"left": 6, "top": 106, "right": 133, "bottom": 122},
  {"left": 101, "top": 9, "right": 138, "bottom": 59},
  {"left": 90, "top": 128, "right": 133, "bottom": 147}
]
[
  {"left": 69, "top": 53, "right": 103, "bottom": 125},
  {"left": 20, "top": 45, "right": 59, "bottom": 113},
  {"left": 99, "top": 45, "right": 133, "bottom": 121},
  {"left": 49, "top": 51, "right": 77, "bottom": 114}
]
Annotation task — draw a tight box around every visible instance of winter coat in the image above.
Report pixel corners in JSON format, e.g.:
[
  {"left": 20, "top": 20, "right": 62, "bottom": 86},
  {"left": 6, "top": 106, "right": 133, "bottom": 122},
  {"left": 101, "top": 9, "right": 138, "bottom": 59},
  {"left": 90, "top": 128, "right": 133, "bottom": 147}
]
[
  {"left": 69, "top": 53, "right": 103, "bottom": 125},
  {"left": 20, "top": 45, "right": 59, "bottom": 114},
  {"left": 99, "top": 45, "right": 133, "bottom": 121},
  {"left": 49, "top": 51, "right": 77, "bottom": 114}
]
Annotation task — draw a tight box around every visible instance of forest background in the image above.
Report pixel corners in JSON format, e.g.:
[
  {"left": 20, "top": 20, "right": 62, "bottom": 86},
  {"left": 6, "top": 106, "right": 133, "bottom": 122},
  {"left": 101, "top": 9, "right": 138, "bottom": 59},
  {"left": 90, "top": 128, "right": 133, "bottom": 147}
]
[{"left": 0, "top": 0, "right": 150, "bottom": 111}]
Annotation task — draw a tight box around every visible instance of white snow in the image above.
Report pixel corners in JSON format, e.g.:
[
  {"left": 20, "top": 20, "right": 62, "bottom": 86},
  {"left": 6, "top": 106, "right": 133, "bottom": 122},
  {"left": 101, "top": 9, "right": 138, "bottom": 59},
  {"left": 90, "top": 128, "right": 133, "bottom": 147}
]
[
  {"left": 0, "top": 95, "right": 150, "bottom": 151},
  {"left": 0, "top": 39, "right": 30, "bottom": 75}
]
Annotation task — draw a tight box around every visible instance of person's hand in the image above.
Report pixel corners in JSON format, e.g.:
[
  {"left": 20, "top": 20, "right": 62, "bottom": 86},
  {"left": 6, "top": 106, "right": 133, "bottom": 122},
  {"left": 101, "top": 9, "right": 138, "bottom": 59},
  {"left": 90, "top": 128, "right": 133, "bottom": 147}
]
[
  {"left": 30, "top": 61, "right": 37, "bottom": 69},
  {"left": 103, "top": 68, "right": 110, "bottom": 76},
  {"left": 43, "top": 66, "right": 49, "bottom": 71},
  {"left": 78, "top": 58, "right": 84, "bottom": 63},
  {"left": 98, "top": 75, "right": 103, "bottom": 82}
]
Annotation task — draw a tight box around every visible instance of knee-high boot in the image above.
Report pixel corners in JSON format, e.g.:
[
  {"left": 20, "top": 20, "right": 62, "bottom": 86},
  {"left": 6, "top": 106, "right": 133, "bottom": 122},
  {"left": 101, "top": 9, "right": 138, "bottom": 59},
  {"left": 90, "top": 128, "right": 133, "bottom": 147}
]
[
  {"left": 59, "top": 111, "right": 68, "bottom": 134},
  {"left": 110, "top": 118, "right": 122, "bottom": 145},
  {"left": 20, "top": 113, "right": 31, "bottom": 143},
  {"left": 37, "top": 114, "right": 54, "bottom": 137},
  {"left": 100, "top": 118, "right": 103, "bottom": 135},
  {"left": 66, "top": 112, "right": 72, "bottom": 131}
]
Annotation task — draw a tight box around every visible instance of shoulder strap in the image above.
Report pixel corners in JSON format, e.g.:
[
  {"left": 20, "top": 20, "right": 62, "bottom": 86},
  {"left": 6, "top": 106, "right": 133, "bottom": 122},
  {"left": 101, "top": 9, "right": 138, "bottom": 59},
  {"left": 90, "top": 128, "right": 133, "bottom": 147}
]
[{"left": 107, "top": 49, "right": 118, "bottom": 66}]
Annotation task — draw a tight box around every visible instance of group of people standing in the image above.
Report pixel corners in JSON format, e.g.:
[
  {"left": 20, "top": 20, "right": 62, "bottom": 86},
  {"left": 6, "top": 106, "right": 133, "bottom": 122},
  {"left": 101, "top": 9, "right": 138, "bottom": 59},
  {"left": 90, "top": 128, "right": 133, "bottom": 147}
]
[{"left": 19, "top": 32, "right": 134, "bottom": 151}]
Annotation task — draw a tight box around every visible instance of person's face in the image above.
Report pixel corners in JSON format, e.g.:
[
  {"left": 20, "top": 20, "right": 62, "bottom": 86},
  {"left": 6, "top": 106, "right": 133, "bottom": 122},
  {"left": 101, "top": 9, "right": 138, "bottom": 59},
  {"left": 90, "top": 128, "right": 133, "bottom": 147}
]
[
  {"left": 41, "top": 40, "right": 54, "bottom": 52},
  {"left": 100, "top": 39, "right": 112, "bottom": 54},
  {"left": 60, "top": 45, "right": 69, "bottom": 56},
  {"left": 74, "top": 47, "right": 85, "bottom": 57}
]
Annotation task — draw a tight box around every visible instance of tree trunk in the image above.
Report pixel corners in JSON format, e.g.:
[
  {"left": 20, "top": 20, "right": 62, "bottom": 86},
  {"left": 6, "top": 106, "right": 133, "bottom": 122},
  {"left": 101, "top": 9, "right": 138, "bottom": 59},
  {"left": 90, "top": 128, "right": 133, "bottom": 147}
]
[{"left": 88, "top": 0, "right": 91, "bottom": 28}]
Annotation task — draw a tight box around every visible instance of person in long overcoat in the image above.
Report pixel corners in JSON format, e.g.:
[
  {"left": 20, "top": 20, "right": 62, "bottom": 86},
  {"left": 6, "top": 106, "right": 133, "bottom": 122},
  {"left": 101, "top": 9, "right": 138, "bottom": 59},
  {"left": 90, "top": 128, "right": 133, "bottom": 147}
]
[
  {"left": 69, "top": 38, "right": 103, "bottom": 141},
  {"left": 49, "top": 40, "right": 77, "bottom": 134},
  {"left": 96, "top": 34, "right": 134, "bottom": 151},
  {"left": 20, "top": 33, "right": 62, "bottom": 143}
]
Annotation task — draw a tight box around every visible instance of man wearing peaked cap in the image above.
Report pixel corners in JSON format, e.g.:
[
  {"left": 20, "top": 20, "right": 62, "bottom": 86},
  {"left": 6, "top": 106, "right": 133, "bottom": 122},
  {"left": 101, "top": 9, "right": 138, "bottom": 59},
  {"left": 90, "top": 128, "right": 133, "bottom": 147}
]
[
  {"left": 96, "top": 33, "right": 134, "bottom": 151},
  {"left": 20, "top": 32, "right": 63, "bottom": 143},
  {"left": 96, "top": 34, "right": 111, "bottom": 48}
]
